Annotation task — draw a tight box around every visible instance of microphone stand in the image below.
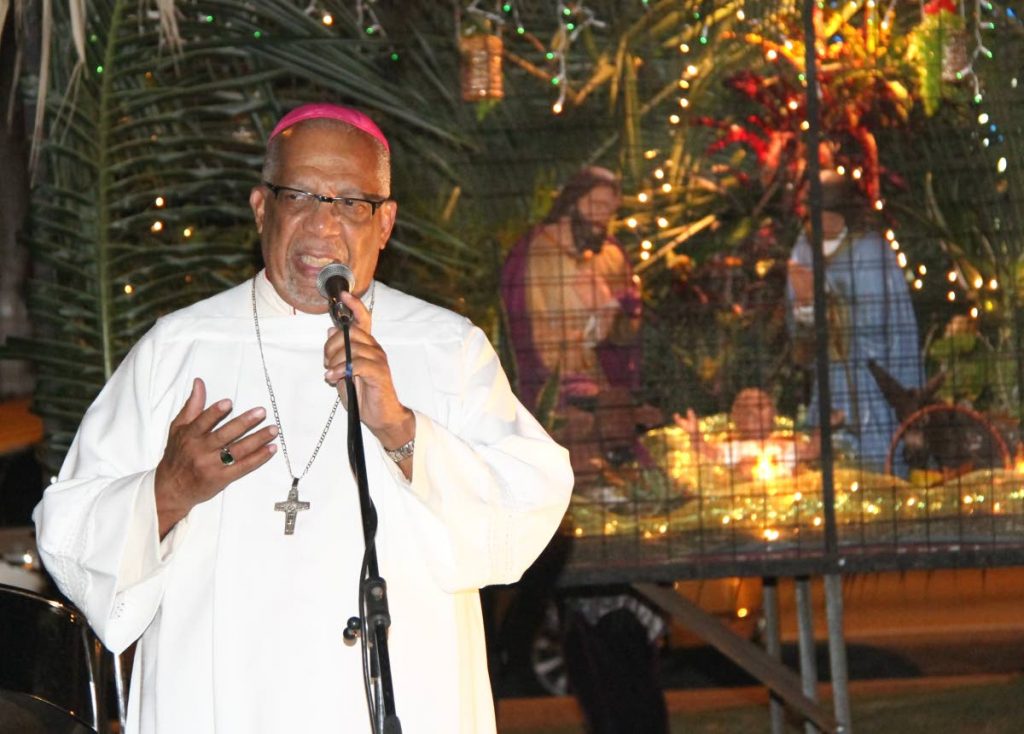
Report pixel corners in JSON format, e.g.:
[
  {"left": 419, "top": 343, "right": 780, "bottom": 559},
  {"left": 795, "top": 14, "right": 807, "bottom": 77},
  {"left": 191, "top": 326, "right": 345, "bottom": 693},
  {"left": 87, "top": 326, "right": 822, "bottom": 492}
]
[{"left": 336, "top": 307, "right": 402, "bottom": 734}]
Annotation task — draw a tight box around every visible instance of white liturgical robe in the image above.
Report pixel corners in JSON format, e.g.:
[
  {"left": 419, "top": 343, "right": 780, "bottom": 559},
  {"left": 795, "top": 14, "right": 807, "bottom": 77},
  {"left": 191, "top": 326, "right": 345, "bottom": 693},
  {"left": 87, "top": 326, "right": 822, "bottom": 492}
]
[{"left": 34, "top": 272, "right": 573, "bottom": 733}]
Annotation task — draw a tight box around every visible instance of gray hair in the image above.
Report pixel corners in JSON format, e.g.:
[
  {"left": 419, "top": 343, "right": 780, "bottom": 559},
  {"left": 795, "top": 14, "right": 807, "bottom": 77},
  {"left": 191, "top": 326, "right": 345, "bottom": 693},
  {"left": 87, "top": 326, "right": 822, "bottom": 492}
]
[{"left": 261, "top": 118, "right": 391, "bottom": 196}]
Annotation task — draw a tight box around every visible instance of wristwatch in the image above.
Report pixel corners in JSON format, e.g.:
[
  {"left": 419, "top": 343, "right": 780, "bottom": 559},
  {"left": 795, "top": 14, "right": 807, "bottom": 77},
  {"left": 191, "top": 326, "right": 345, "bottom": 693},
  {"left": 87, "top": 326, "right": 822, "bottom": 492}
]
[{"left": 385, "top": 438, "right": 415, "bottom": 464}]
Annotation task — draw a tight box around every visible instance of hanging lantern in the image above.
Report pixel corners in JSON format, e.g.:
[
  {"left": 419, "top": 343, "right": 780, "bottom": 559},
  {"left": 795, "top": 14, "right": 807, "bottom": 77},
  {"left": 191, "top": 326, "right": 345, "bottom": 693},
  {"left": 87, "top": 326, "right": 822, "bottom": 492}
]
[{"left": 459, "top": 32, "right": 503, "bottom": 101}]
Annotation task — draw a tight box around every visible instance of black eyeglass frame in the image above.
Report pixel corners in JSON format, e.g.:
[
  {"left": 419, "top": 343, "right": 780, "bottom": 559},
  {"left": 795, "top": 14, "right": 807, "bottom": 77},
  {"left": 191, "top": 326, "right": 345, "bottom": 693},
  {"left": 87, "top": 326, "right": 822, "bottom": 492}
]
[{"left": 263, "top": 180, "right": 390, "bottom": 217}]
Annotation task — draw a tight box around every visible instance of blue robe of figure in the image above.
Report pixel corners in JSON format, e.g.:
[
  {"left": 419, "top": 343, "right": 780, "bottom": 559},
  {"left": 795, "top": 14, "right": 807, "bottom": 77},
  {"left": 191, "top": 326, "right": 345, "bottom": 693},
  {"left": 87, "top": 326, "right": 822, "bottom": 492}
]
[{"left": 788, "top": 230, "right": 923, "bottom": 473}]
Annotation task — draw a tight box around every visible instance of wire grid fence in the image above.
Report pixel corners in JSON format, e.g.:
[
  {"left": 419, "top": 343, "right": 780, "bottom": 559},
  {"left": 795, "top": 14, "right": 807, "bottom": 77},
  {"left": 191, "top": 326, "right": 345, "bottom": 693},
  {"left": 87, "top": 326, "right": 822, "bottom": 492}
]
[{"left": 491, "top": 0, "right": 1024, "bottom": 582}]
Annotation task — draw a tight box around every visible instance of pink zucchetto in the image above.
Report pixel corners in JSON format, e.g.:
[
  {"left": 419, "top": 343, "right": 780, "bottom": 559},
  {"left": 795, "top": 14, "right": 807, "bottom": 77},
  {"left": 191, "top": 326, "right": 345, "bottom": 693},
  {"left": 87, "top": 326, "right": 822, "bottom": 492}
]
[{"left": 269, "top": 103, "right": 390, "bottom": 153}]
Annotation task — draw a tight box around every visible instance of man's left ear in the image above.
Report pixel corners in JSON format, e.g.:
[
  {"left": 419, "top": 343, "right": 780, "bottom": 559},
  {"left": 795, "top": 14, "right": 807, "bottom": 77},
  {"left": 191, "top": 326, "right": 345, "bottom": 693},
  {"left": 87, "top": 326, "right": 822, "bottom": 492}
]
[{"left": 377, "top": 200, "right": 398, "bottom": 249}]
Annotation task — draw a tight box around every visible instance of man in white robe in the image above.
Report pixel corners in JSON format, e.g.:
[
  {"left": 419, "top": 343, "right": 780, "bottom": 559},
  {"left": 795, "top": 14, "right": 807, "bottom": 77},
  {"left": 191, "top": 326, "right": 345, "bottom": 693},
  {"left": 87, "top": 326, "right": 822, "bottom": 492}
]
[{"left": 33, "top": 104, "right": 573, "bottom": 733}]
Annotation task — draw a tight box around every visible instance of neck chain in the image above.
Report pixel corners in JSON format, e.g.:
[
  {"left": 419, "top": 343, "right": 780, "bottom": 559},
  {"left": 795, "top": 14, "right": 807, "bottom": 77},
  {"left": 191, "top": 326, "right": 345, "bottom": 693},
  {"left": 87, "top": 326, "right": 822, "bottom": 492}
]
[{"left": 250, "top": 277, "right": 376, "bottom": 534}]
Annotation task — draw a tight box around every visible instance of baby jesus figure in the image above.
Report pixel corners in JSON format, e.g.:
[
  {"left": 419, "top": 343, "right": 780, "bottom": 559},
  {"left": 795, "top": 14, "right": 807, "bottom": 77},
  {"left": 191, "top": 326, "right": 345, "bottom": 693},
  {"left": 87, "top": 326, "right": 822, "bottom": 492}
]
[{"left": 675, "top": 388, "right": 827, "bottom": 483}]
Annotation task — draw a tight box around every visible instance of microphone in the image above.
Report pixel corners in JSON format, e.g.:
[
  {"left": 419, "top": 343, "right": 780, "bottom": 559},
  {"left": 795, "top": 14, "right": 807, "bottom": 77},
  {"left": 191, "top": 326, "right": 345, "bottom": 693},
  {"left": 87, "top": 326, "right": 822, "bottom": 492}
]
[{"left": 316, "top": 262, "right": 355, "bottom": 327}]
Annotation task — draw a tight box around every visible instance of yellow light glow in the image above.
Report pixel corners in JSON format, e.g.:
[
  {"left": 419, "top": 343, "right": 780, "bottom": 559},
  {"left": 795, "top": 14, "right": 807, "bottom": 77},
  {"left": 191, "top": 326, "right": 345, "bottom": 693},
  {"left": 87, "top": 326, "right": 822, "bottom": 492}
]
[
  {"left": 641, "top": 240, "right": 653, "bottom": 250},
  {"left": 874, "top": 200, "right": 884, "bottom": 211},
  {"left": 678, "top": 79, "right": 690, "bottom": 89},
  {"left": 913, "top": 279, "right": 923, "bottom": 290},
  {"left": 669, "top": 114, "right": 681, "bottom": 124},
  {"left": 918, "top": 264, "right": 927, "bottom": 275},
  {"left": 800, "top": 121, "right": 810, "bottom": 131},
  {"left": 737, "top": 607, "right": 749, "bottom": 618},
  {"left": 640, "top": 251, "right": 651, "bottom": 261},
  {"left": 947, "top": 291, "right": 957, "bottom": 302},
  {"left": 627, "top": 217, "right": 638, "bottom": 228},
  {"left": 763, "top": 528, "right": 780, "bottom": 541},
  {"left": 679, "top": 98, "right": 690, "bottom": 108},
  {"left": 183, "top": 227, "right": 193, "bottom": 238},
  {"left": 661, "top": 183, "right": 672, "bottom": 193},
  {"left": 679, "top": 43, "right": 690, "bottom": 53},
  {"left": 970, "top": 307, "right": 979, "bottom": 318},
  {"left": 644, "top": 149, "right": 658, "bottom": 159},
  {"left": 654, "top": 168, "right": 664, "bottom": 179},
  {"left": 852, "top": 168, "right": 863, "bottom": 180},
  {"left": 947, "top": 271, "right": 958, "bottom": 282},
  {"left": 885, "top": 229, "right": 895, "bottom": 240},
  {"left": 657, "top": 217, "right": 669, "bottom": 228},
  {"left": 123, "top": 284, "right": 134, "bottom": 294},
  {"left": 766, "top": 49, "right": 777, "bottom": 61},
  {"left": 638, "top": 192, "right": 649, "bottom": 203},
  {"left": 552, "top": 101, "right": 564, "bottom": 114},
  {"left": 154, "top": 196, "right": 165, "bottom": 207},
  {"left": 322, "top": 13, "right": 333, "bottom": 25},
  {"left": 837, "top": 165, "right": 847, "bottom": 176},
  {"left": 989, "top": 278, "right": 999, "bottom": 290},
  {"left": 151, "top": 221, "right": 164, "bottom": 233},
  {"left": 973, "top": 276, "right": 984, "bottom": 288},
  {"left": 686, "top": 64, "right": 699, "bottom": 76},
  {"left": 752, "top": 452, "right": 782, "bottom": 482}
]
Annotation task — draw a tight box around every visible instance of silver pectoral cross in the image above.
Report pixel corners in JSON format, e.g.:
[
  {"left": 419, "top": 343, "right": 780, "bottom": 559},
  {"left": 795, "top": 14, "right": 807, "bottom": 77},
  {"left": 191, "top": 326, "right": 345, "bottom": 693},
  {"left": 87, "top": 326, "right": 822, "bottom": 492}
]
[{"left": 274, "top": 478, "right": 310, "bottom": 535}]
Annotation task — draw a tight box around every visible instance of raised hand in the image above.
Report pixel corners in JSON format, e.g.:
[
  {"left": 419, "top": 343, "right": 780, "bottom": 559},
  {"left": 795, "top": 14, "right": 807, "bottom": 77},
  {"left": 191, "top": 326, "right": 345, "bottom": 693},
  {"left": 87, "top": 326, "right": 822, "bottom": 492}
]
[
  {"left": 155, "top": 377, "right": 278, "bottom": 537},
  {"left": 322, "top": 291, "right": 415, "bottom": 464}
]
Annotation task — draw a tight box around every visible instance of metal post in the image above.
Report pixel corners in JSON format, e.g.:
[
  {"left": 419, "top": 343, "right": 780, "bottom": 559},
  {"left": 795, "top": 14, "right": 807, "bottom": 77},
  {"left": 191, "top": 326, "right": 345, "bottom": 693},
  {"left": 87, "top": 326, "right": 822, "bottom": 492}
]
[
  {"left": 762, "top": 577, "right": 786, "bottom": 734},
  {"left": 795, "top": 577, "right": 819, "bottom": 734},
  {"left": 824, "top": 574, "right": 852, "bottom": 733}
]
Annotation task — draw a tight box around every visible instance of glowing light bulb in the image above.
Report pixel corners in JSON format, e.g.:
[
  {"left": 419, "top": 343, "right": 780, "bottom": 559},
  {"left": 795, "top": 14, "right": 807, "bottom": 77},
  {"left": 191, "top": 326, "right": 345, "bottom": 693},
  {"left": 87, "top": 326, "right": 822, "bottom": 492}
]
[
  {"left": 641, "top": 240, "right": 652, "bottom": 250},
  {"left": 656, "top": 217, "right": 669, "bottom": 228},
  {"left": 661, "top": 183, "right": 672, "bottom": 193},
  {"left": 638, "top": 192, "right": 649, "bottom": 203},
  {"left": 766, "top": 49, "right": 777, "bottom": 61},
  {"left": 654, "top": 168, "right": 665, "bottom": 179},
  {"left": 151, "top": 221, "right": 164, "bottom": 233},
  {"left": 626, "top": 217, "right": 638, "bottom": 228},
  {"left": 154, "top": 196, "right": 165, "bottom": 207},
  {"left": 322, "top": 13, "right": 333, "bottom": 25}
]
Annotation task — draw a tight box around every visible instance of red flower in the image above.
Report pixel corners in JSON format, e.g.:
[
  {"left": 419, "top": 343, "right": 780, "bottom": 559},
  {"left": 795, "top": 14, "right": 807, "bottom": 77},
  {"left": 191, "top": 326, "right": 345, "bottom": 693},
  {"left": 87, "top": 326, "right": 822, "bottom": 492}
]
[{"left": 924, "top": 0, "right": 957, "bottom": 15}]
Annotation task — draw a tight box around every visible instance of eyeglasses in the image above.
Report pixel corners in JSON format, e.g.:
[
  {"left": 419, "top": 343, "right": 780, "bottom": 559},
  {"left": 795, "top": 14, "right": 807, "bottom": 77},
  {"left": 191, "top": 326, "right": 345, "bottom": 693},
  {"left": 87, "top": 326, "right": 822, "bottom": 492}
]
[{"left": 263, "top": 181, "right": 389, "bottom": 225}]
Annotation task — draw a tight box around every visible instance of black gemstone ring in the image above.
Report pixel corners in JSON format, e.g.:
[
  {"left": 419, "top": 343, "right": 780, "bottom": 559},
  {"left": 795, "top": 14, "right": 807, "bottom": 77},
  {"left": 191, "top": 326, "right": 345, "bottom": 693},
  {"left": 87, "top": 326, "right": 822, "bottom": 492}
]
[{"left": 220, "top": 447, "right": 236, "bottom": 466}]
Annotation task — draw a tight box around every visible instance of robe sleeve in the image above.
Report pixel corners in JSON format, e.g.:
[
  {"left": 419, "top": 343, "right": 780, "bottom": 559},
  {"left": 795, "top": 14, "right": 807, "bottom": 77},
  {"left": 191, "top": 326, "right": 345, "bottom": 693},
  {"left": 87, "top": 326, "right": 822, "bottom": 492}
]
[
  {"left": 388, "top": 325, "right": 573, "bottom": 593},
  {"left": 33, "top": 327, "right": 186, "bottom": 653}
]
